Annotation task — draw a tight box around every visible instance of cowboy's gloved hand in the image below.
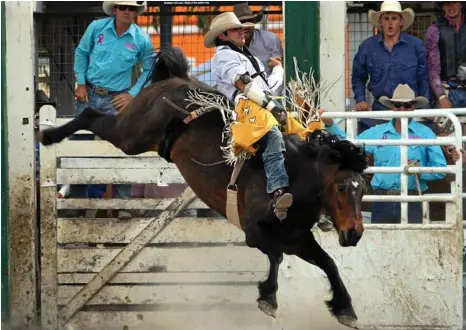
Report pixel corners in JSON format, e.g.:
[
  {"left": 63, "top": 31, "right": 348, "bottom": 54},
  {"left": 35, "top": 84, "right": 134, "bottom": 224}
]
[{"left": 270, "top": 102, "right": 288, "bottom": 127}]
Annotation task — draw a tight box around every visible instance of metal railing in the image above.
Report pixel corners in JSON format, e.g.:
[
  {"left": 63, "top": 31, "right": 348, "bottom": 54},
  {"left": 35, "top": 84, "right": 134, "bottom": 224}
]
[{"left": 321, "top": 109, "right": 464, "bottom": 227}]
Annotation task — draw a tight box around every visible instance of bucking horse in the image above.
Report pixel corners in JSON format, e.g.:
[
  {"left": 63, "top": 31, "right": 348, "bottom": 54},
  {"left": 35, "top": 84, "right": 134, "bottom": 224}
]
[{"left": 40, "top": 47, "right": 368, "bottom": 328}]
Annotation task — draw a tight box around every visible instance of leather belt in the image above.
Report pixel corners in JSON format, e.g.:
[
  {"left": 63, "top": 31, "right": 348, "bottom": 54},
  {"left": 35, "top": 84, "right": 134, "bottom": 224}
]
[
  {"left": 86, "top": 82, "right": 125, "bottom": 97},
  {"left": 373, "top": 189, "right": 419, "bottom": 196}
]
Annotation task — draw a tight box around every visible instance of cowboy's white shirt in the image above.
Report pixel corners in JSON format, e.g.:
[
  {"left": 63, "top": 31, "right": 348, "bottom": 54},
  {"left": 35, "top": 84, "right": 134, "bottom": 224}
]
[{"left": 210, "top": 46, "right": 284, "bottom": 102}]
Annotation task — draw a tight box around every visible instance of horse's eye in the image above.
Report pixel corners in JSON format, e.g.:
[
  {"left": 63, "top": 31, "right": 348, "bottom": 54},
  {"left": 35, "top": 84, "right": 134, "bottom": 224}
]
[{"left": 337, "top": 184, "right": 345, "bottom": 192}]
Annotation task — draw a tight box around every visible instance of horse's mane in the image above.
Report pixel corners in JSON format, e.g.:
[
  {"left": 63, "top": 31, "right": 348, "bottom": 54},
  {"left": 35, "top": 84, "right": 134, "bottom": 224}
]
[
  {"left": 303, "top": 130, "right": 367, "bottom": 174},
  {"left": 146, "top": 47, "right": 367, "bottom": 174}
]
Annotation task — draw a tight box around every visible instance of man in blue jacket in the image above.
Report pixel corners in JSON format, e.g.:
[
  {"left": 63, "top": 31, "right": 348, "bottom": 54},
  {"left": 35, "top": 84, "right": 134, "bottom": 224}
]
[
  {"left": 352, "top": 1, "right": 430, "bottom": 134},
  {"left": 323, "top": 84, "right": 447, "bottom": 224},
  {"left": 71, "top": 1, "right": 155, "bottom": 219}
]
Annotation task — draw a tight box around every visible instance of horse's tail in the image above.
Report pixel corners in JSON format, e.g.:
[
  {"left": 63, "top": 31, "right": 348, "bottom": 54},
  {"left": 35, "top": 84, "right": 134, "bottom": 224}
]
[{"left": 150, "top": 47, "right": 190, "bottom": 84}]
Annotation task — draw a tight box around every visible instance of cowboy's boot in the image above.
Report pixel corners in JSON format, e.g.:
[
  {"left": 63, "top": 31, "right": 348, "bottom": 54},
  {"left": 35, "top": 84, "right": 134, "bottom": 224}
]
[{"left": 272, "top": 188, "right": 293, "bottom": 221}]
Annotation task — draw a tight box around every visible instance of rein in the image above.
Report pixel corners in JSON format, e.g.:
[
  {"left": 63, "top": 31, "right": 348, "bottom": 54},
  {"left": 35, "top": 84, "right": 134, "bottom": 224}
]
[{"left": 160, "top": 95, "right": 230, "bottom": 166}]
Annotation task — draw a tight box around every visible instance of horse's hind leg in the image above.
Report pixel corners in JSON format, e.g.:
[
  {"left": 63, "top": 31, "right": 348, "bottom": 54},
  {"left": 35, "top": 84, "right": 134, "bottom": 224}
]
[
  {"left": 41, "top": 107, "right": 109, "bottom": 145},
  {"left": 257, "top": 253, "right": 283, "bottom": 318},
  {"left": 293, "top": 232, "right": 358, "bottom": 329}
]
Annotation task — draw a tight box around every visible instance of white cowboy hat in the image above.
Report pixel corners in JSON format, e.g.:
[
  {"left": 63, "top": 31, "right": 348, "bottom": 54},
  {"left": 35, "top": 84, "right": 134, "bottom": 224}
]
[
  {"left": 379, "top": 84, "right": 429, "bottom": 109},
  {"left": 368, "top": 1, "right": 415, "bottom": 31},
  {"left": 102, "top": 1, "right": 146, "bottom": 17},
  {"left": 204, "top": 12, "right": 255, "bottom": 48}
]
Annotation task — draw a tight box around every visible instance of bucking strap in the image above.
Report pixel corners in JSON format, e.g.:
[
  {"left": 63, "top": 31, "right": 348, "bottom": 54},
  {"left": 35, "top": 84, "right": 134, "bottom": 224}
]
[{"left": 226, "top": 159, "right": 245, "bottom": 229}]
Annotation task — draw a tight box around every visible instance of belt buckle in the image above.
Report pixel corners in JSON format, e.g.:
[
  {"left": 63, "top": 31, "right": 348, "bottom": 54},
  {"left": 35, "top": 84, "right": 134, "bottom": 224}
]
[{"left": 94, "top": 87, "right": 108, "bottom": 97}]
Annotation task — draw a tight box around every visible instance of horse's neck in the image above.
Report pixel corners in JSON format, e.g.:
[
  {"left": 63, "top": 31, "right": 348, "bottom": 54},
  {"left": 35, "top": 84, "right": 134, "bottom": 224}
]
[
  {"left": 175, "top": 111, "right": 229, "bottom": 165},
  {"left": 283, "top": 138, "right": 323, "bottom": 201}
]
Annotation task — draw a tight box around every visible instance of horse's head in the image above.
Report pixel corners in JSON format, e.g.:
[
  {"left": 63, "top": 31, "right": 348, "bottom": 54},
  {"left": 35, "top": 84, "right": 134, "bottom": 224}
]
[{"left": 308, "top": 130, "right": 368, "bottom": 247}]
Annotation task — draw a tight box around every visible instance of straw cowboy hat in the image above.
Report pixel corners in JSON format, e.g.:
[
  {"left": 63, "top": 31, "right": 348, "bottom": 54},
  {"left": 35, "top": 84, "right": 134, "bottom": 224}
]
[
  {"left": 102, "top": 1, "right": 146, "bottom": 17},
  {"left": 233, "top": 3, "right": 263, "bottom": 24},
  {"left": 204, "top": 12, "right": 255, "bottom": 48},
  {"left": 379, "top": 84, "right": 429, "bottom": 109},
  {"left": 368, "top": 1, "right": 415, "bottom": 31}
]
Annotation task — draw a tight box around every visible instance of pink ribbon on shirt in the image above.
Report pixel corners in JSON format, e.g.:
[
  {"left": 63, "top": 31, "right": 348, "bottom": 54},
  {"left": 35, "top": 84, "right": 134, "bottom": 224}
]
[{"left": 97, "top": 34, "right": 104, "bottom": 45}]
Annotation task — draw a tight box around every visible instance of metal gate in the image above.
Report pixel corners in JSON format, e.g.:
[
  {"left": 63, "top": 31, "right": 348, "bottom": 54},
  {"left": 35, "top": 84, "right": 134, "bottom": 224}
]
[{"left": 317, "top": 109, "right": 464, "bottom": 329}]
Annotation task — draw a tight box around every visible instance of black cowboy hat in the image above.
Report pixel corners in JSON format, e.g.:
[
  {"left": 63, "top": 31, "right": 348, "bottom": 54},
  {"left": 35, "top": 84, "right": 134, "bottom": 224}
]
[
  {"left": 434, "top": 1, "right": 463, "bottom": 10},
  {"left": 233, "top": 3, "right": 263, "bottom": 24}
]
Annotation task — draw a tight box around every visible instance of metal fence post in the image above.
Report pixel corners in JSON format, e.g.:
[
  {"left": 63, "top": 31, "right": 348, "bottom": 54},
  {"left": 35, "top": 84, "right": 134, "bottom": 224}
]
[{"left": 1, "top": 0, "right": 9, "bottom": 323}]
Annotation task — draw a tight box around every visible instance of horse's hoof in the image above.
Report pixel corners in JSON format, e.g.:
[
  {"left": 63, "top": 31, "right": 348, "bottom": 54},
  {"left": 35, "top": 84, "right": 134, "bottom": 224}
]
[
  {"left": 337, "top": 314, "right": 358, "bottom": 329},
  {"left": 257, "top": 300, "right": 277, "bottom": 318},
  {"left": 40, "top": 130, "right": 54, "bottom": 146},
  {"left": 316, "top": 215, "right": 334, "bottom": 232}
]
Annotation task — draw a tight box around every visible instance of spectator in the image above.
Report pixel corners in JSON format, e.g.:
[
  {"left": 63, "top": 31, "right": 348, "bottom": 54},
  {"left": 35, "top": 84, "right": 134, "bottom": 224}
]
[
  {"left": 323, "top": 84, "right": 447, "bottom": 224},
  {"left": 233, "top": 3, "right": 284, "bottom": 78},
  {"left": 352, "top": 1, "right": 430, "bottom": 134},
  {"left": 425, "top": 1, "right": 466, "bottom": 131},
  {"left": 71, "top": 0, "right": 155, "bottom": 219},
  {"left": 451, "top": 149, "right": 465, "bottom": 163}
]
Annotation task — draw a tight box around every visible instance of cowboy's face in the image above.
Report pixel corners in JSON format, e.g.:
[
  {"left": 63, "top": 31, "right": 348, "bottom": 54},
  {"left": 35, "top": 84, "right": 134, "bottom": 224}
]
[
  {"left": 392, "top": 101, "right": 416, "bottom": 112},
  {"left": 113, "top": 5, "right": 138, "bottom": 25},
  {"left": 379, "top": 12, "right": 404, "bottom": 37},
  {"left": 443, "top": 2, "right": 462, "bottom": 19},
  {"left": 242, "top": 26, "right": 255, "bottom": 45},
  {"left": 218, "top": 28, "right": 245, "bottom": 47}
]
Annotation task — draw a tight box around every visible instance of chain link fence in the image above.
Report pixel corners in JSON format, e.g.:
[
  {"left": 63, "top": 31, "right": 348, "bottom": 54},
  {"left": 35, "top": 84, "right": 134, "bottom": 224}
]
[{"left": 34, "top": 2, "right": 283, "bottom": 116}]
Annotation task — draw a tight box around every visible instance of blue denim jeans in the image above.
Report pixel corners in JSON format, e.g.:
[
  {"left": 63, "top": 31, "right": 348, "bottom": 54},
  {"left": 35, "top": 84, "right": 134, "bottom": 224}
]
[
  {"left": 371, "top": 201, "right": 422, "bottom": 224},
  {"left": 259, "top": 125, "right": 289, "bottom": 193},
  {"left": 70, "top": 88, "right": 131, "bottom": 199},
  {"left": 449, "top": 89, "right": 466, "bottom": 108}
]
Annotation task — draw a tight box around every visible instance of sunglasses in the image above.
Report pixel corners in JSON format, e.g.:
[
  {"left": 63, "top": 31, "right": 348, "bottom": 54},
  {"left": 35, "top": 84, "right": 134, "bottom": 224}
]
[
  {"left": 117, "top": 5, "right": 137, "bottom": 11},
  {"left": 393, "top": 102, "right": 414, "bottom": 108}
]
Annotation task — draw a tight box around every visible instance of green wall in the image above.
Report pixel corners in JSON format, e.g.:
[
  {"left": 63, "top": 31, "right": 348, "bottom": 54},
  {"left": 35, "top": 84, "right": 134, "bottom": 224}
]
[
  {"left": 1, "top": 1, "right": 9, "bottom": 323},
  {"left": 284, "top": 1, "right": 320, "bottom": 83}
]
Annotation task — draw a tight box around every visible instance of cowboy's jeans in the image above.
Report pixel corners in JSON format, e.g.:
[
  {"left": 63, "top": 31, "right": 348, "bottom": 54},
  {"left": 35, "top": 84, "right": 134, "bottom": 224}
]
[
  {"left": 449, "top": 89, "right": 466, "bottom": 108},
  {"left": 371, "top": 201, "right": 422, "bottom": 224},
  {"left": 259, "top": 125, "right": 289, "bottom": 194},
  {"left": 69, "top": 89, "right": 131, "bottom": 199}
]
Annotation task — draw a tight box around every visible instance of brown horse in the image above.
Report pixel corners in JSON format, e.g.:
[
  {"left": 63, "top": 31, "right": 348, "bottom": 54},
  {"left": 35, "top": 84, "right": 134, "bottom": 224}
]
[{"left": 40, "top": 47, "right": 368, "bottom": 328}]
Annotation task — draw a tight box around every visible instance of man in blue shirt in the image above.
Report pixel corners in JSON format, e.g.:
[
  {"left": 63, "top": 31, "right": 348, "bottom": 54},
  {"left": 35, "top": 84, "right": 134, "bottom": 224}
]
[
  {"left": 323, "top": 84, "right": 447, "bottom": 224},
  {"left": 71, "top": 1, "right": 155, "bottom": 219},
  {"left": 352, "top": 1, "right": 430, "bottom": 134}
]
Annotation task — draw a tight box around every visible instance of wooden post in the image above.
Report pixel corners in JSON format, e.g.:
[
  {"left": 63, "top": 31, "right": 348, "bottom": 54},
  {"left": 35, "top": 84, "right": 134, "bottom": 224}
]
[
  {"left": 5, "top": 1, "right": 37, "bottom": 327},
  {"left": 319, "top": 1, "right": 346, "bottom": 112},
  {"left": 1, "top": 1, "right": 9, "bottom": 323},
  {"left": 39, "top": 106, "right": 58, "bottom": 330}
]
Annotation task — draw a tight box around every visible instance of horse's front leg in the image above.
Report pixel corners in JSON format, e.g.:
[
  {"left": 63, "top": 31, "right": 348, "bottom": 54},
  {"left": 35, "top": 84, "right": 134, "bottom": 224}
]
[
  {"left": 293, "top": 232, "right": 358, "bottom": 329},
  {"left": 257, "top": 253, "right": 283, "bottom": 318}
]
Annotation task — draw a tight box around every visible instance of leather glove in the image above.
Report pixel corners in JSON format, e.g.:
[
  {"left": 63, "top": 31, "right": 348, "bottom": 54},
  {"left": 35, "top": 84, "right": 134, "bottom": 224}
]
[{"left": 270, "top": 102, "right": 288, "bottom": 127}]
